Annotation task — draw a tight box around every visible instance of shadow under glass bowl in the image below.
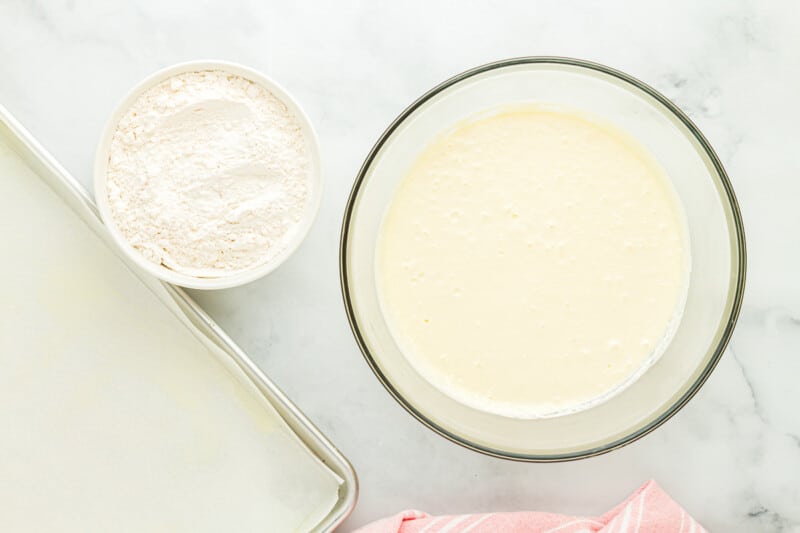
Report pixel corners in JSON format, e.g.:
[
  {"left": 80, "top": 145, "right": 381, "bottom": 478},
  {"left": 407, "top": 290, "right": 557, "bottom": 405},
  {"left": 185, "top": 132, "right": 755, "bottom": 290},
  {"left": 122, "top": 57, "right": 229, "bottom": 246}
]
[{"left": 340, "top": 57, "right": 746, "bottom": 462}]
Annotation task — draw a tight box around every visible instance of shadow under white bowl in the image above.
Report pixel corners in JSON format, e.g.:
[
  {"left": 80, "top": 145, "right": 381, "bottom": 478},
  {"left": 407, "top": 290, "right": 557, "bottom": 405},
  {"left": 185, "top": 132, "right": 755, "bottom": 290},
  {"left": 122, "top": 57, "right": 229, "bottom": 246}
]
[{"left": 94, "top": 60, "right": 322, "bottom": 290}]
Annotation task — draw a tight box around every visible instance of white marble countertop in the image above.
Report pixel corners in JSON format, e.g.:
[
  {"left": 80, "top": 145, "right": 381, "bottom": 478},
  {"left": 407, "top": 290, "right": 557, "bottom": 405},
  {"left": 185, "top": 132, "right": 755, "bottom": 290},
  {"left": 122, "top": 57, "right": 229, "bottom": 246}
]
[{"left": 1, "top": 1, "right": 798, "bottom": 531}]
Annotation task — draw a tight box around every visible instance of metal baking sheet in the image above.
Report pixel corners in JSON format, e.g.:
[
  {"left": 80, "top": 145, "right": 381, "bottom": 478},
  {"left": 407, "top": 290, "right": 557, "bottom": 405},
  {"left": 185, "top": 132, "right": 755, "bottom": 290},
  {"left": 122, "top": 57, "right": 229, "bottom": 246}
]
[{"left": 0, "top": 105, "right": 356, "bottom": 532}]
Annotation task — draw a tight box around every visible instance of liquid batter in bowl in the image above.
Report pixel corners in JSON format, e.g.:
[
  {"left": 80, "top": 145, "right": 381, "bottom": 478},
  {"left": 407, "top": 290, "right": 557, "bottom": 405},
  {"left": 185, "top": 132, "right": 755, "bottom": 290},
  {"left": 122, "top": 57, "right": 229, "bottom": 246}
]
[{"left": 376, "top": 105, "right": 690, "bottom": 418}]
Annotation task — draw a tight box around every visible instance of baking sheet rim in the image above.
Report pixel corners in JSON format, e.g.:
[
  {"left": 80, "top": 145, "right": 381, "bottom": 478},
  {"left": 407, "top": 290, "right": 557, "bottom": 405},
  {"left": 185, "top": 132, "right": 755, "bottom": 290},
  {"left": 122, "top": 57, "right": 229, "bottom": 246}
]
[{"left": 0, "top": 104, "right": 357, "bottom": 532}]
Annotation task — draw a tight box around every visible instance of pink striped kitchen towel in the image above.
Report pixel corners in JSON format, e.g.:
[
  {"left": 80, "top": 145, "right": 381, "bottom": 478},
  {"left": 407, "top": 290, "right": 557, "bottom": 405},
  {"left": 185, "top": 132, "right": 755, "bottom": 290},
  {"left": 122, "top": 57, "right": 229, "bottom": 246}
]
[{"left": 354, "top": 480, "right": 706, "bottom": 533}]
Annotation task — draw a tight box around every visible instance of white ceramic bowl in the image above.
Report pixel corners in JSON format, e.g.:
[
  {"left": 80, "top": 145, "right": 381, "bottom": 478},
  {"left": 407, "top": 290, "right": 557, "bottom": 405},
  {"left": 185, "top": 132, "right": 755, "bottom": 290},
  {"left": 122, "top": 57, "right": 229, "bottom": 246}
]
[{"left": 94, "top": 60, "right": 322, "bottom": 289}]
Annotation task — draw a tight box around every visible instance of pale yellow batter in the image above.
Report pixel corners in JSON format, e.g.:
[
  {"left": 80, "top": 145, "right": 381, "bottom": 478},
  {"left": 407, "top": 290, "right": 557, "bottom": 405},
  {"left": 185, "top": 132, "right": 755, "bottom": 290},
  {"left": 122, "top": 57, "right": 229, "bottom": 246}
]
[{"left": 377, "top": 106, "right": 689, "bottom": 418}]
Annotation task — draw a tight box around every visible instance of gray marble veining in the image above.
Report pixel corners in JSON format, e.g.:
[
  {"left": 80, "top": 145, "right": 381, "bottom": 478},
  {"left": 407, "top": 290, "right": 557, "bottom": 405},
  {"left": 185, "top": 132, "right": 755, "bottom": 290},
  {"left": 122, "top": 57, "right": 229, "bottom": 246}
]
[{"left": 1, "top": 1, "right": 798, "bottom": 530}]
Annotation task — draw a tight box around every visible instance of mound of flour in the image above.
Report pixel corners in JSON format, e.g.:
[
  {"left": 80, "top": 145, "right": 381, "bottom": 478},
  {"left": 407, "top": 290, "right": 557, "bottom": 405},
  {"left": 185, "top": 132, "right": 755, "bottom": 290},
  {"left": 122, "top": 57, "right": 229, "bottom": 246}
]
[{"left": 105, "top": 70, "right": 310, "bottom": 277}]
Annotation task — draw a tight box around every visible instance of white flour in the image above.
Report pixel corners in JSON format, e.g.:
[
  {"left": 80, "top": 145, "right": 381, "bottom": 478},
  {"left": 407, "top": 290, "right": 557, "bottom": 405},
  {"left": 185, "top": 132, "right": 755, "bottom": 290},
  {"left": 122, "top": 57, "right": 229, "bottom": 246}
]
[{"left": 106, "top": 70, "right": 310, "bottom": 277}]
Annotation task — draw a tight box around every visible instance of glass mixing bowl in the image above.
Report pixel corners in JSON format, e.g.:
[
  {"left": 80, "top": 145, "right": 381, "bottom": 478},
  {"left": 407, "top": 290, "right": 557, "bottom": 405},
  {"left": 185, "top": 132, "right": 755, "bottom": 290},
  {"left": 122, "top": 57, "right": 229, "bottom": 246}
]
[{"left": 340, "top": 57, "right": 746, "bottom": 461}]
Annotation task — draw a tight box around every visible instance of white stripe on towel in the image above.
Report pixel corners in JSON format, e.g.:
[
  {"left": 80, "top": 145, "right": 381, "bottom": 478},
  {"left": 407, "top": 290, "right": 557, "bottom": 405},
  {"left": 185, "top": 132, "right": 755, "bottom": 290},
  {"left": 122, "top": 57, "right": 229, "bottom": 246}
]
[
  {"left": 418, "top": 516, "right": 444, "bottom": 533},
  {"left": 461, "top": 513, "right": 494, "bottom": 533},
  {"left": 545, "top": 518, "right": 604, "bottom": 533},
  {"left": 633, "top": 483, "right": 651, "bottom": 533},
  {"left": 618, "top": 500, "right": 632, "bottom": 532},
  {"left": 439, "top": 514, "right": 472, "bottom": 533}
]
